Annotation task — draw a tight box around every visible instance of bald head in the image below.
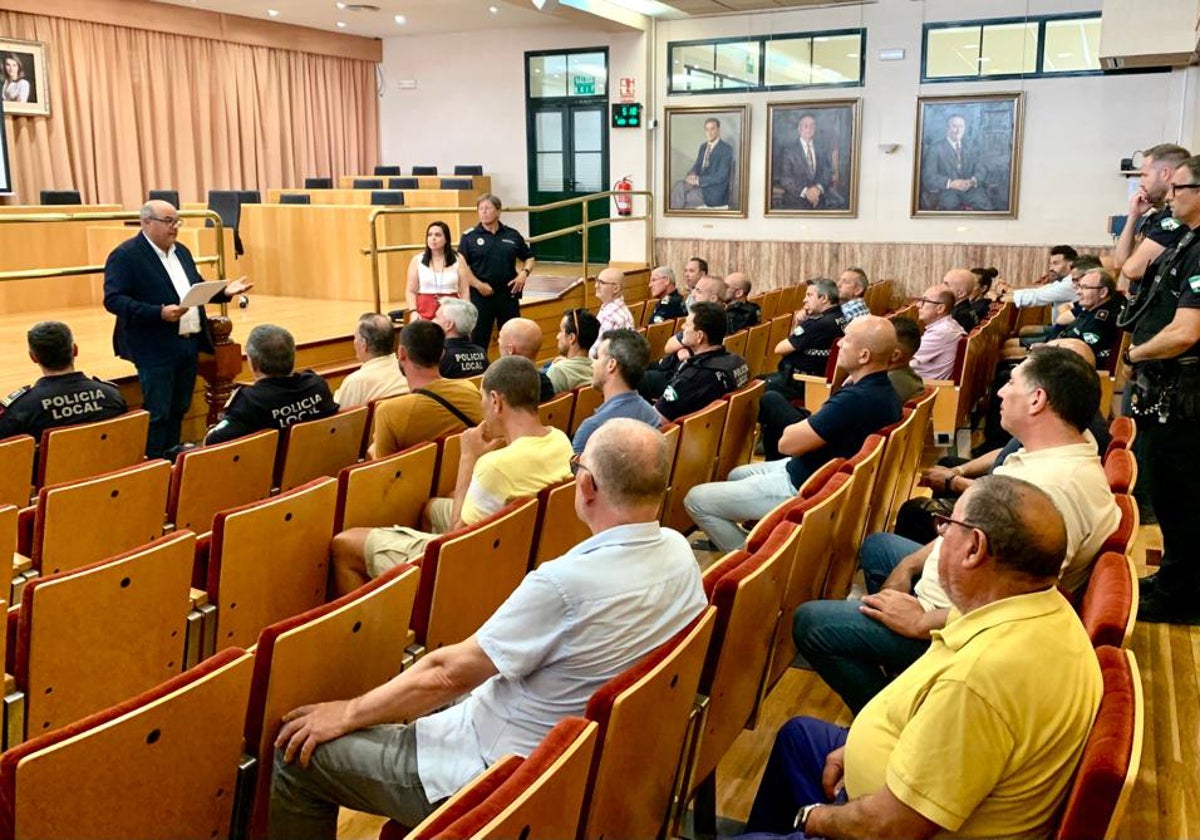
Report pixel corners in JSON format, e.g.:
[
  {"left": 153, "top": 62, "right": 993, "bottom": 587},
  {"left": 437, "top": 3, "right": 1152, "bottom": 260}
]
[
  {"left": 694, "top": 275, "right": 726, "bottom": 304},
  {"left": 961, "top": 476, "right": 1067, "bottom": 581},
  {"left": 725, "top": 272, "right": 751, "bottom": 301},
  {"left": 140, "top": 199, "right": 180, "bottom": 251},
  {"left": 837, "top": 315, "right": 898, "bottom": 376},
  {"left": 1046, "top": 337, "right": 1096, "bottom": 368},
  {"left": 498, "top": 317, "right": 543, "bottom": 361},
  {"left": 597, "top": 267, "right": 624, "bottom": 286},
  {"left": 943, "top": 268, "right": 977, "bottom": 302},
  {"left": 918, "top": 285, "right": 955, "bottom": 325},
  {"left": 583, "top": 419, "right": 669, "bottom": 510}
]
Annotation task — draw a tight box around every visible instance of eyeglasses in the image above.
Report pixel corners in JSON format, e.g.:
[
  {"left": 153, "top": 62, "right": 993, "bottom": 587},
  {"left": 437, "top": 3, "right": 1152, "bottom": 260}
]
[
  {"left": 1170, "top": 183, "right": 1200, "bottom": 194},
  {"left": 1072, "top": 283, "right": 1105, "bottom": 290},
  {"left": 596, "top": 278, "right": 622, "bottom": 287},
  {"left": 915, "top": 297, "right": 942, "bottom": 306},
  {"left": 149, "top": 215, "right": 184, "bottom": 228},
  {"left": 569, "top": 454, "right": 598, "bottom": 488},
  {"left": 932, "top": 513, "right": 987, "bottom": 542}
]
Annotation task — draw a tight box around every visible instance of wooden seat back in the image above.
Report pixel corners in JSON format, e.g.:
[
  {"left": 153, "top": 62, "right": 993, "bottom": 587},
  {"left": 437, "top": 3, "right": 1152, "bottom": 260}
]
[
  {"left": 412, "top": 498, "right": 539, "bottom": 651},
  {"left": 434, "top": 431, "right": 464, "bottom": 498},
  {"left": 863, "top": 411, "right": 915, "bottom": 537},
  {"left": 397, "top": 758, "right": 523, "bottom": 840},
  {"left": 15, "top": 531, "right": 195, "bottom": 739},
  {"left": 37, "top": 410, "right": 148, "bottom": 489},
  {"left": 531, "top": 479, "right": 589, "bottom": 568},
  {"left": 824, "top": 434, "right": 886, "bottom": 599},
  {"left": 714, "top": 381, "right": 764, "bottom": 482},
  {"left": 580, "top": 608, "right": 716, "bottom": 840},
  {"left": 207, "top": 478, "right": 338, "bottom": 650},
  {"left": 568, "top": 385, "right": 604, "bottom": 435},
  {"left": 275, "top": 406, "right": 369, "bottom": 492},
  {"left": 537, "top": 391, "right": 575, "bottom": 436},
  {"left": 0, "top": 648, "right": 254, "bottom": 840},
  {"left": 778, "top": 283, "right": 802, "bottom": 314},
  {"left": 0, "top": 436, "right": 34, "bottom": 510},
  {"left": 743, "top": 323, "right": 771, "bottom": 379},
  {"left": 759, "top": 289, "right": 782, "bottom": 320},
  {"left": 644, "top": 320, "right": 676, "bottom": 362},
  {"left": 244, "top": 563, "right": 420, "bottom": 838},
  {"left": 1054, "top": 647, "right": 1143, "bottom": 840},
  {"left": 890, "top": 386, "right": 937, "bottom": 515},
  {"left": 335, "top": 442, "right": 437, "bottom": 532},
  {"left": 0, "top": 506, "right": 15, "bottom": 610},
  {"left": 722, "top": 330, "right": 748, "bottom": 358},
  {"left": 1079, "top": 552, "right": 1137, "bottom": 650},
  {"left": 662, "top": 400, "right": 729, "bottom": 533},
  {"left": 33, "top": 460, "right": 171, "bottom": 576},
  {"left": 1107, "top": 415, "right": 1135, "bottom": 453},
  {"left": 167, "top": 430, "right": 278, "bottom": 534},
  {"left": 1103, "top": 448, "right": 1137, "bottom": 495},
  {"left": 764, "top": 314, "right": 792, "bottom": 373},
  {"left": 626, "top": 300, "right": 647, "bottom": 327},
  {"left": 1099, "top": 494, "right": 1138, "bottom": 559}
]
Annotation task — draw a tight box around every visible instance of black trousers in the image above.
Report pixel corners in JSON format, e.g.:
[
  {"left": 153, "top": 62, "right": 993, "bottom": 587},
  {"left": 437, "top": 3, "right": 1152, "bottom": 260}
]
[
  {"left": 1138, "top": 412, "right": 1200, "bottom": 601},
  {"left": 758, "top": 390, "right": 809, "bottom": 461},
  {"left": 469, "top": 288, "right": 520, "bottom": 353}
]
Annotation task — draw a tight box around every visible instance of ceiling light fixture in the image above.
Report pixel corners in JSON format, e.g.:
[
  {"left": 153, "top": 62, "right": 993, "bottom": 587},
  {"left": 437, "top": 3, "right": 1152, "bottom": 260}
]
[
  {"left": 336, "top": 1, "right": 347, "bottom": 7},
  {"left": 489, "top": 5, "right": 499, "bottom": 13},
  {"left": 336, "top": 20, "right": 347, "bottom": 27},
  {"left": 267, "top": 9, "right": 280, "bottom": 16},
  {"left": 394, "top": 14, "right": 406, "bottom": 24}
]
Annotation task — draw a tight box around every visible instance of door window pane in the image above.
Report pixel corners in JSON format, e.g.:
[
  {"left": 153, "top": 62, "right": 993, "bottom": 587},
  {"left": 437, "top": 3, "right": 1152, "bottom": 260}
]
[
  {"left": 980, "top": 22, "right": 1037, "bottom": 76},
  {"left": 811, "top": 33, "right": 862, "bottom": 84},
  {"left": 573, "top": 109, "right": 603, "bottom": 153},
  {"left": 566, "top": 52, "right": 607, "bottom": 97},
  {"left": 1043, "top": 17, "right": 1101, "bottom": 72},
  {"left": 574, "top": 153, "right": 603, "bottom": 192},
  {"left": 529, "top": 55, "right": 567, "bottom": 98},
  {"left": 537, "top": 154, "right": 564, "bottom": 192},
  {"left": 764, "top": 38, "right": 813, "bottom": 87},
  {"left": 535, "top": 111, "right": 563, "bottom": 153}
]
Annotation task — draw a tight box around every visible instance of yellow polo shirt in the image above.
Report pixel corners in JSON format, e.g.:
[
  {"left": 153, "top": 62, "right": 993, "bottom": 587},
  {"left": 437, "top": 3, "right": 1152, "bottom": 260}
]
[{"left": 843, "top": 588, "right": 1102, "bottom": 837}]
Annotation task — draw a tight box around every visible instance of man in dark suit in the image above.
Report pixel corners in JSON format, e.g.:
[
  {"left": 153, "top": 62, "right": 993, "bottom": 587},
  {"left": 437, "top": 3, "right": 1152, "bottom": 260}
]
[
  {"left": 921, "top": 114, "right": 994, "bottom": 211},
  {"left": 775, "top": 112, "right": 844, "bottom": 210},
  {"left": 670, "top": 117, "right": 734, "bottom": 209},
  {"left": 103, "top": 199, "right": 252, "bottom": 457}
]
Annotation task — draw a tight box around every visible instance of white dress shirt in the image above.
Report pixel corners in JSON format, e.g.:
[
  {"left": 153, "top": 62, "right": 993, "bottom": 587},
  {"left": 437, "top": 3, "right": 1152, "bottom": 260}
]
[{"left": 142, "top": 232, "right": 200, "bottom": 335}]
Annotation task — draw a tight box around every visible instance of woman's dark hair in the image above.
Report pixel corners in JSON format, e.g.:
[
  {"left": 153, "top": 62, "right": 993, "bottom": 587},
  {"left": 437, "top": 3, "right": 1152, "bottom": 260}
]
[
  {"left": 420, "top": 221, "right": 458, "bottom": 268},
  {"left": 970, "top": 266, "right": 999, "bottom": 292}
]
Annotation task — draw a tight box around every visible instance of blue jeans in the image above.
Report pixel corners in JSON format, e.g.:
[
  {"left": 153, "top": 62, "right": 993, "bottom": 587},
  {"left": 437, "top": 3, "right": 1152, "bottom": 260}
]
[
  {"left": 792, "top": 533, "right": 931, "bottom": 713},
  {"left": 743, "top": 717, "right": 850, "bottom": 836},
  {"left": 684, "top": 459, "right": 797, "bottom": 552},
  {"left": 136, "top": 335, "right": 199, "bottom": 458}
]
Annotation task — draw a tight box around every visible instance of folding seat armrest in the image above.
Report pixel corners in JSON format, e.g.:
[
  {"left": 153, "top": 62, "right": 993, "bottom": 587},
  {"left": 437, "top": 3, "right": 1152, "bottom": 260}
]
[
  {"left": 15, "top": 508, "right": 34, "bottom": 558},
  {"left": 2, "top": 679, "right": 24, "bottom": 751}
]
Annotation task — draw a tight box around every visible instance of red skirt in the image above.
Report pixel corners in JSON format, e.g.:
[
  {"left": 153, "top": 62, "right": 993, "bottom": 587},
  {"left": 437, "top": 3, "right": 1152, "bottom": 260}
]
[{"left": 416, "top": 292, "right": 459, "bottom": 320}]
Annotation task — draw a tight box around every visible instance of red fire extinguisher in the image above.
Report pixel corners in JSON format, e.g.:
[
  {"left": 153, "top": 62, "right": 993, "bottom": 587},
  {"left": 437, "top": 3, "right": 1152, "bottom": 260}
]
[{"left": 613, "top": 176, "right": 633, "bottom": 217}]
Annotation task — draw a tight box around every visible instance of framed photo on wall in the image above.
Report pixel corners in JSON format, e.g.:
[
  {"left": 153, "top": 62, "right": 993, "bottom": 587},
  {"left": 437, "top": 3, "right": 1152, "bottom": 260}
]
[
  {"left": 912, "top": 92, "right": 1022, "bottom": 218},
  {"left": 1, "top": 38, "right": 50, "bottom": 117},
  {"left": 664, "top": 105, "right": 749, "bottom": 218},
  {"left": 766, "top": 99, "right": 861, "bottom": 217}
]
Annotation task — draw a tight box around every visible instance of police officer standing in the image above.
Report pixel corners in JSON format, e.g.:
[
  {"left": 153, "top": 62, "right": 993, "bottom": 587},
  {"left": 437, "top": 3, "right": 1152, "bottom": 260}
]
[
  {"left": 457, "top": 194, "right": 535, "bottom": 354},
  {"left": 204, "top": 324, "right": 336, "bottom": 446},
  {"left": 0, "top": 321, "right": 126, "bottom": 442},
  {"left": 655, "top": 302, "right": 749, "bottom": 422},
  {"left": 1124, "top": 154, "right": 1200, "bottom": 625}
]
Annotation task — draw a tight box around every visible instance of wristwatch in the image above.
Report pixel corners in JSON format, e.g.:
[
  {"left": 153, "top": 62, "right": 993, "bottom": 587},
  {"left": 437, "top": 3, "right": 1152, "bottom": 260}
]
[{"left": 795, "top": 803, "right": 822, "bottom": 833}]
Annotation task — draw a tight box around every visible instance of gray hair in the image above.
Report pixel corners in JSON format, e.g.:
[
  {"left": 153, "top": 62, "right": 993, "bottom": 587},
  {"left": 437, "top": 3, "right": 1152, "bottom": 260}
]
[
  {"left": 810, "top": 277, "right": 839, "bottom": 304},
  {"left": 652, "top": 266, "right": 676, "bottom": 286},
  {"left": 587, "top": 419, "right": 669, "bottom": 508},
  {"left": 246, "top": 324, "right": 296, "bottom": 377},
  {"left": 356, "top": 312, "right": 395, "bottom": 357},
  {"left": 601, "top": 329, "right": 650, "bottom": 388},
  {"left": 437, "top": 298, "right": 479, "bottom": 337},
  {"left": 962, "top": 475, "right": 1067, "bottom": 580}
]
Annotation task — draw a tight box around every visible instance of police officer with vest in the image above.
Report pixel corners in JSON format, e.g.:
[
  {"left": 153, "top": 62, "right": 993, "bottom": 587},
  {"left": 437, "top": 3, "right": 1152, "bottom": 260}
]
[
  {"left": 204, "top": 324, "right": 336, "bottom": 446},
  {"left": 655, "top": 302, "right": 749, "bottom": 422},
  {"left": 458, "top": 194, "right": 535, "bottom": 353},
  {"left": 1122, "top": 154, "right": 1200, "bottom": 625},
  {"left": 0, "top": 321, "right": 126, "bottom": 442}
]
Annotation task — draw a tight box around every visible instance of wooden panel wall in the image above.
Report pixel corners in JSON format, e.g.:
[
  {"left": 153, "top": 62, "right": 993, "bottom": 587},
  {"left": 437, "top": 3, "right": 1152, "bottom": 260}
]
[{"left": 655, "top": 238, "right": 1106, "bottom": 308}]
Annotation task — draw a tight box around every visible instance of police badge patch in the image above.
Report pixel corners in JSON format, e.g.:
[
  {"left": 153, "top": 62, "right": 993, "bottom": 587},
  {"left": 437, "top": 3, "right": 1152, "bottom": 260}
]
[{"left": 1189, "top": 275, "right": 1200, "bottom": 294}]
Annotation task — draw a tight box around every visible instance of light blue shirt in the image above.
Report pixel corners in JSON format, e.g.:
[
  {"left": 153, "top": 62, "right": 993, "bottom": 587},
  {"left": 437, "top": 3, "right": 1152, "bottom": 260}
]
[
  {"left": 1012, "top": 276, "right": 1077, "bottom": 309},
  {"left": 414, "top": 522, "right": 706, "bottom": 800},
  {"left": 572, "top": 390, "right": 662, "bottom": 455}
]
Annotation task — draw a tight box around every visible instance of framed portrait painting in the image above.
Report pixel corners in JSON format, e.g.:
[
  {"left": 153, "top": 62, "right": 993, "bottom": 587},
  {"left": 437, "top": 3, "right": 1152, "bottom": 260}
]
[
  {"left": 664, "top": 105, "right": 749, "bottom": 218},
  {"left": 766, "top": 99, "right": 861, "bottom": 217},
  {"left": 1, "top": 38, "right": 49, "bottom": 117},
  {"left": 912, "top": 93, "right": 1022, "bottom": 218}
]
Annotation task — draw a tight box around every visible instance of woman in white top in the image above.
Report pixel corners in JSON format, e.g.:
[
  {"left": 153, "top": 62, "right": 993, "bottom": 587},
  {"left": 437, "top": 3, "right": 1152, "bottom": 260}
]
[
  {"left": 2, "top": 54, "right": 30, "bottom": 103},
  {"left": 406, "top": 221, "right": 477, "bottom": 321}
]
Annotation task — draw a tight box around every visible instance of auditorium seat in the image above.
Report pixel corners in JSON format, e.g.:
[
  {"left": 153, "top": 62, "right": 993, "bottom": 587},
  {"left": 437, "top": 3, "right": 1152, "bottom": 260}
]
[
  {"left": 759, "top": 289, "right": 783, "bottom": 320},
  {"left": 644, "top": 319, "right": 676, "bottom": 361},
  {"left": 1079, "top": 552, "right": 1137, "bottom": 649},
  {"left": 388, "top": 177, "right": 418, "bottom": 190},
  {"left": 823, "top": 434, "right": 887, "bottom": 600},
  {"left": 5, "top": 531, "right": 195, "bottom": 749},
  {"left": 370, "top": 190, "right": 405, "bottom": 206},
  {"left": 206, "top": 190, "right": 242, "bottom": 228},
  {"left": 386, "top": 757, "right": 521, "bottom": 840},
  {"left": 237, "top": 190, "right": 262, "bottom": 205},
  {"left": 886, "top": 387, "right": 939, "bottom": 524},
  {"left": 147, "top": 189, "right": 180, "bottom": 208},
  {"left": 863, "top": 411, "right": 915, "bottom": 536},
  {"left": 662, "top": 399, "right": 727, "bottom": 533},
  {"left": 334, "top": 441, "right": 437, "bottom": 532},
  {"left": 454, "top": 165, "right": 484, "bottom": 176},
  {"left": 241, "top": 562, "right": 420, "bottom": 838},
  {"left": 279, "top": 193, "right": 310, "bottom": 205},
  {"left": 530, "top": 478, "right": 589, "bottom": 568},
  {"left": 0, "top": 436, "right": 34, "bottom": 509},
  {"left": 38, "top": 190, "right": 81, "bottom": 206},
  {"left": 1099, "top": 494, "right": 1138, "bottom": 557},
  {"left": 37, "top": 410, "right": 149, "bottom": 489},
  {"left": 434, "top": 431, "right": 464, "bottom": 498},
  {"left": 373, "top": 165, "right": 402, "bottom": 176},
  {"left": 713, "top": 380, "right": 764, "bottom": 481},
  {"left": 204, "top": 478, "right": 337, "bottom": 652},
  {"left": 166, "top": 429, "right": 277, "bottom": 535},
  {"left": 22, "top": 460, "right": 171, "bottom": 578},
  {"left": 353, "top": 178, "right": 383, "bottom": 189},
  {"left": 1054, "top": 647, "right": 1142, "bottom": 840},
  {"left": 439, "top": 178, "right": 474, "bottom": 190},
  {"left": 274, "top": 406, "right": 368, "bottom": 493},
  {"left": 0, "top": 647, "right": 253, "bottom": 840},
  {"left": 536, "top": 391, "right": 575, "bottom": 435},
  {"left": 579, "top": 607, "right": 716, "bottom": 840},
  {"left": 411, "top": 166, "right": 438, "bottom": 175},
  {"left": 743, "top": 322, "right": 771, "bottom": 378},
  {"left": 1104, "top": 447, "right": 1137, "bottom": 494},
  {"left": 722, "top": 329, "right": 748, "bottom": 359},
  {"left": 568, "top": 385, "right": 603, "bottom": 436},
  {"left": 303, "top": 177, "right": 333, "bottom": 189},
  {"left": 409, "top": 498, "right": 538, "bottom": 655}
]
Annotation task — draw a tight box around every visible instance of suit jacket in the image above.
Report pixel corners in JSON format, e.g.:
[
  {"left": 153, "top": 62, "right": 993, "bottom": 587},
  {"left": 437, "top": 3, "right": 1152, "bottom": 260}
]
[
  {"left": 921, "top": 138, "right": 987, "bottom": 194},
  {"left": 777, "top": 139, "right": 834, "bottom": 208},
  {"left": 687, "top": 139, "right": 733, "bottom": 207},
  {"left": 103, "top": 233, "right": 226, "bottom": 365}
]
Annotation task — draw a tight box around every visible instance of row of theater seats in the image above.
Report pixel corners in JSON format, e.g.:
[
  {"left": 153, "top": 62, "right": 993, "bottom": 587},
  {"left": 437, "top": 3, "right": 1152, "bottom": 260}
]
[
  {"left": 349, "top": 178, "right": 477, "bottom": 191},
  {"left": 0, "top": 397, "right": 1142, "bottom": 839},
  {"left": 368, "top": 165, "right": 484, "bottom": 177}
]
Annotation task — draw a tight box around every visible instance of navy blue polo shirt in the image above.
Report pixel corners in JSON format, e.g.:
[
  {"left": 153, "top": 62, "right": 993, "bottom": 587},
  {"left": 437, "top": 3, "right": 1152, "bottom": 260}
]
[{"left": 786, "top": 370, "right": 902, "bottom": 489}]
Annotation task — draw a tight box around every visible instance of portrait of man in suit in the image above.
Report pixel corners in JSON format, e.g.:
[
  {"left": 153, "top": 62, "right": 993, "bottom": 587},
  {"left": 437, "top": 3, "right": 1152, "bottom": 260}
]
[
  {"left": 768, "top": 101, "right": 859, "bottom": 215},
  {"left": 913, "top": 94, "right": 1022, "bottom": 217},
  {"left": 665, "top": 107, "right": 747, "bottom": 216}
]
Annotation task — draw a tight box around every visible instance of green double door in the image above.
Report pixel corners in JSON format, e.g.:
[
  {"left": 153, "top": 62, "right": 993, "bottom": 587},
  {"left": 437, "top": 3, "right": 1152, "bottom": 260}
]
[{"left": 526, "top": 99, "right": 610, "bottom": 265}]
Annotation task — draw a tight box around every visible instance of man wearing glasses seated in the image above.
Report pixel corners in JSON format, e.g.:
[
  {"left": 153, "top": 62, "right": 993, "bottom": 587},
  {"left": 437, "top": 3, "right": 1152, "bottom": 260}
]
[
  {"left": 103, "top": 200, "right": 252, "bottom": 457},
  {"left": 910, "top": 284, "right": 965, "bottom": 381},
  {"left": 792, "top": 346, "right": 1118, "bottom": 714}
]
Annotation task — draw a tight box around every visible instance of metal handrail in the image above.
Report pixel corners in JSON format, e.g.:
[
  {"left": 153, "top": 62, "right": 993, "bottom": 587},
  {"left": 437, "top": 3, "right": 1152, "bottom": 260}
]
[
  {"left": 0, "top": 210, "right": 229, "bottom": 300},
  {"left": 362, "top": 189, "right": 654, "bottom": 313}
]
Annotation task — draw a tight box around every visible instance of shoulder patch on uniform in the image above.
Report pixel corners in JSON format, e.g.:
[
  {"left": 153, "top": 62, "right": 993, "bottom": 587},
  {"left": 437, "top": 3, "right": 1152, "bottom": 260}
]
[
  {"left": 1188, "top": 275, "right": 1200, "bottom": 293},
  {"left": 791, "top": 326, "right": 805, "bottom": 337},
  {"left": 662, "top": 386, "right": 678, "bottom": 402},
  {"left": 1082, "top": 332, "right": 1100, "bottom": 345},
  {"left": 1095, "top": 308, "right": 1109, "bottom": 321},
  {"left": 1162, "top": 217, "right": 1181, "bottom": 231},
  {"left": 2, "top": 386, "right": 29, "bottom": 408}
]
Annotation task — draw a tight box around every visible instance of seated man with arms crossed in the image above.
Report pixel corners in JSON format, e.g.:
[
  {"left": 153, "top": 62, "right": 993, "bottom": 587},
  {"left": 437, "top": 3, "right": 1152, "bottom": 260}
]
[
  {"left": 333, "top": 313, "right": 407, "bottom": 409},
  {"left": 764, "top": 278, "right": 845, "bottom": 400},
  {"left": 743, "top": 476, "right": 1102, "bottom": 840},
  {"left": 573, "top": 328, "right": 662, "bottom": 455},
  {"left": 331, "top": 356, "right": 572, "bottom": 595},
  {"left": 685, "top": 316, "right": 901, "bottom": 552},
  {"left": 270, "top": 419, "right": 707, "bottom": 837},
  {"left": 794, "top": 346, "right": 1119, "bottom": 713}
]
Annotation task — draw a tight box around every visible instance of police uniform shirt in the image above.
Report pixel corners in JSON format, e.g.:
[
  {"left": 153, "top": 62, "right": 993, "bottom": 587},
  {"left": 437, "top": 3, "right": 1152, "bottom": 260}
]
[
  {"left": 655, "top": 347, "right": 750, "bottom": 422},
  {"left": 439, "top": 337, "right": 490, "bottom": 380},
  {"left": 1057, "top": 296, "right": 1124, "bottom": 364},
  {"left": 726, "top": 300, "right": 761, "bottom": 335},
  {"left": 205, "top": 370, "right": 337, "bottom": 446},
  {"left": 1133, "top": 228, "right": 1200, "bottom": 351},
  {"left": 458, "top": 222, "right": 533, "bottom": 294},
  {"left": 0, "top": 371, "right": 126, "bottom": 442},
  {"left": 650, "top": 291, "right": 687, "bottom": 324},
  {"left": 1137, "top": 205, "right": 1188, "bottom": 250},
  {"left": 782, "top": 306, "right": 846, "bottom": 375}
]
